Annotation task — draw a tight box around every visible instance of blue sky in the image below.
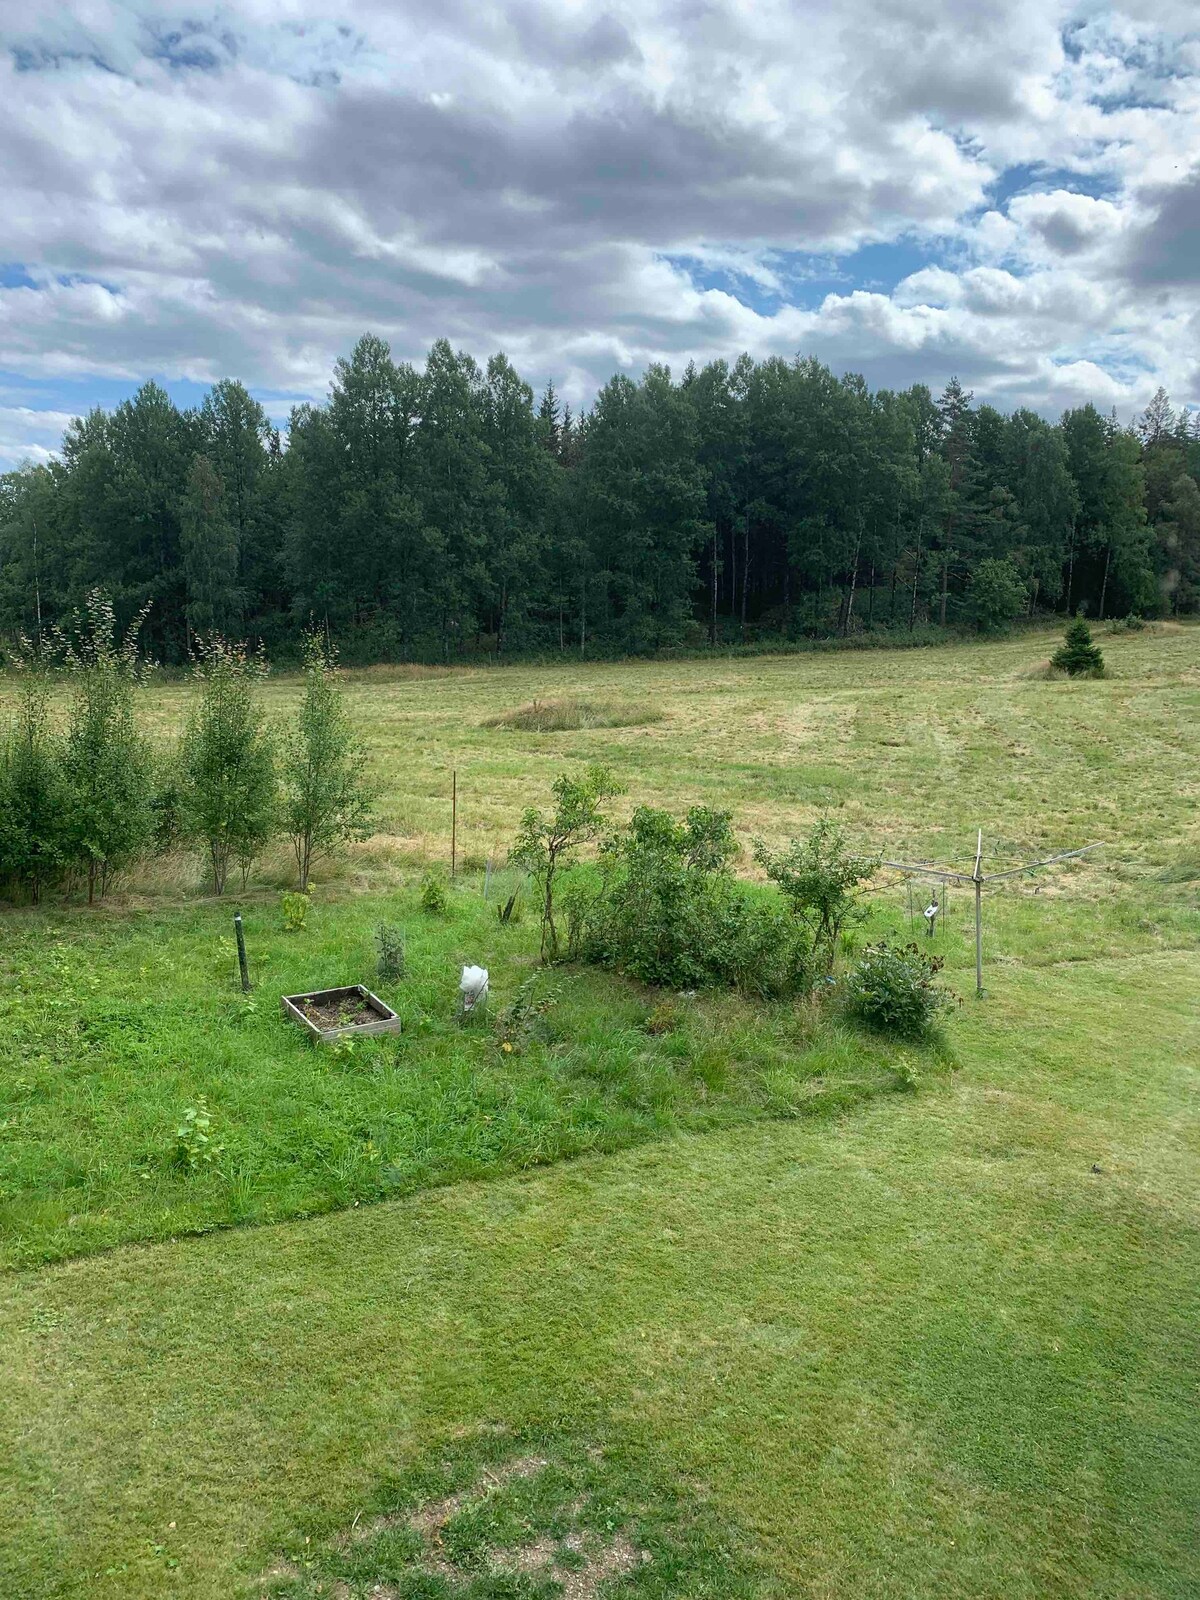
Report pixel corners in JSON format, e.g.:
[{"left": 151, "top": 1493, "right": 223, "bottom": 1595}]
[{"left": 1, "top": 1, "right": 1198, "bottom": 467}]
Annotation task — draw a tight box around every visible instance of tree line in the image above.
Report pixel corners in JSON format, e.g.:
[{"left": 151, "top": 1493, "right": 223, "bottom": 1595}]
[{"left": 2, "top": 338, "right": 1197, "bottom": 662}]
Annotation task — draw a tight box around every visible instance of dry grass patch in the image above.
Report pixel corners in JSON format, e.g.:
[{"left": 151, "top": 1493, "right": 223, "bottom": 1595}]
[{"left": 484, "top": 696, "right": 665, "bottom": 732}]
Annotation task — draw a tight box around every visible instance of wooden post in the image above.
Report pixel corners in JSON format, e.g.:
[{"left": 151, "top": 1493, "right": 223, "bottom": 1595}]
[
  {"left": 973, "top": 829, "right": 984, "bottom": 998},
  {"left": 234, "top": 912, "right": 251, "bottom": 993},
  {"left": 451, "top": 769, "right": 457, "bottom": 880}
]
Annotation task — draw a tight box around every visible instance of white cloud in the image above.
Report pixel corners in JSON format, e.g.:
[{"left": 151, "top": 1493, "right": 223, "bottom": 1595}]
[{"left": 0, "top": 0, "right": 1197, "bottom": 466}]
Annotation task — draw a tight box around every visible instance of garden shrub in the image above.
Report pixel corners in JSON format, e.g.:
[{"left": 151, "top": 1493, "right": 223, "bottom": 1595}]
[
  {"left": 375, "top": 922, "right": 406, "bottom": 980},
  {"left": 280, "top": 891, "right": 311, "bottom": 932},
  {"left": 843, "top": 941, "right": 951, "bottom": 1038},
  {"left": 179, "top": 636, "right": 277, "bottom": 894},
  {"left": 174, "top": 1099, "right": 223, "bottom": 1173},
  {"left": 494, "top": 972, "right": 558, "bottom": 1053},
  {"left": 571, "top": 804, "right": 812, "bottom": 997},
  {"left": 420, "top": 872, "right": 448, "bottom": 914},
  {"left": 0, "top": 645, "right": 70, "bottom": 903},
  {"left": 754, "top": 817, "right": 879, "bottom": 975},
  {"left": 509, "top": 765, "right": 623, "bottom": 961},
  {"left": 59, "top": 590, "right": 155, "bottom": 902},
  {"left": 281, "top": 629, "right": 374, "bottom": 892}
]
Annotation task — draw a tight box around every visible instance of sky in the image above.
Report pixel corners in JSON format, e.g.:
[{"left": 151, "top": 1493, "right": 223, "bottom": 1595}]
[{"left": 1, "top": 0, "right": 1198, "bottom": 468}]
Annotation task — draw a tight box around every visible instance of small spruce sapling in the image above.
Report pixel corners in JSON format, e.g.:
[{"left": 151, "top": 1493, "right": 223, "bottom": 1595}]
[{"left": 1051, "top": 617, "right": 1105, "bottom": 677}]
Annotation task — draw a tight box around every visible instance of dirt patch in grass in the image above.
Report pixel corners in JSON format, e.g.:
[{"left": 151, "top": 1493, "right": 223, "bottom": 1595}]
[
  {"left": 294, "top": 993, "right": 375, "bottom": 1029},
  {"left": 484, "top": 697, "right": 665, "bottom": 732},
  {"left": 260, "top": 1430, "right": 751, "bottom": 1598}
]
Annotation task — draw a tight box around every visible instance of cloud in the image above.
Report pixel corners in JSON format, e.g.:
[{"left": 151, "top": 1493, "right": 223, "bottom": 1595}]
[{"left": 0, "top": 0, "right": 1198, "bottom": 466}]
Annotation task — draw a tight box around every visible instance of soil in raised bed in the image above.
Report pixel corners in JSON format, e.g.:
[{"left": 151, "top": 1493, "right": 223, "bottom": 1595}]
[{"left": 297, "top": 993, "right": 379, "bottom": 1030}]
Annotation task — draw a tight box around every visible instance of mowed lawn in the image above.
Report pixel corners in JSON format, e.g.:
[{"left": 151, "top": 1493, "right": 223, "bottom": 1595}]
[{"left": 0, "top": 625, "right": 1198, "bottom": 1598}]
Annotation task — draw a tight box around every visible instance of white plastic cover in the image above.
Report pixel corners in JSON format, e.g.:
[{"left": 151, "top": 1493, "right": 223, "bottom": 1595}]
[{"left": 459, "top": 964, "right": 489, "bottom": 1012}]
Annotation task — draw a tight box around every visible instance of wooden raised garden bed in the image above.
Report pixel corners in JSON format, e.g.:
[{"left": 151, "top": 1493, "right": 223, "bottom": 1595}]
[{"left": 281, "top": 985, "right": 402, "bottom": 1043}]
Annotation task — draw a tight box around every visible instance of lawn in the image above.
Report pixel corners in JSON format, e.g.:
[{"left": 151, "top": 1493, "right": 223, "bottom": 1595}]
[{"left": 0, "top": 624, "right": 1197, "bottom": 1598}]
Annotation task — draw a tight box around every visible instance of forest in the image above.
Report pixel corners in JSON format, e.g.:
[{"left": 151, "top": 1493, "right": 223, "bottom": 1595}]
[{"left": 1, "top": 336, "right": 1197, "bottom": 663}]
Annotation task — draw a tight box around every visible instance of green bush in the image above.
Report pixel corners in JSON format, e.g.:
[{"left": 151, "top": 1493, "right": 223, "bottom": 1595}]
[
  {"left": 179, "top": 636, "right": 277, "bottom": 894},
  {"left": 420, "top": 873, "right": 448, "bottom": 914},
  {"left": 59, "top": 590, "right": 155, "bottom": 902},
  {"left": 754, "top": 817, "right": 879, "bottom": 975},
  {"left": 280, "top": 891, "right": 311, "bottom": 932},
  {"left": 375, "top": 922, "right": 406, "bottom": 980},
  {"left": 1051, "top": 617, "right": 1105, "bottom": 677},
  {"left": 281, "top": 630, "right": 374, "bottom": 892},
  {"left": 494, "top": 973, "right": 557, "bottom": 1053},
  {"left": 571, "top": 804, "right": 811, "bottom": 996},
  {"left": 970, "top": 558, "right": 1027, "bottom": 634},
  {"left": 0, "top": 646, "right": 70, "bottom": 903},
  {"left": 844, "top": 942, "right": 951, "bottom": 1038},
  {"left": 173, "top": 1100, "right": 223, "bottom": 1173}
]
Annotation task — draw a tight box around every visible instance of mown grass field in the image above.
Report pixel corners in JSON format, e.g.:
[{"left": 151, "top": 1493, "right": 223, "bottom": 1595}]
[{"left": 1, "top": 624, "right": 1197, "bottom": 1599}]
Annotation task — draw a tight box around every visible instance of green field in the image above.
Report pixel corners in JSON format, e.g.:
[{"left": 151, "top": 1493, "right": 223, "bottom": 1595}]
[{"left": 1, "top": 625, "right": 1198, "bottom": 1598}]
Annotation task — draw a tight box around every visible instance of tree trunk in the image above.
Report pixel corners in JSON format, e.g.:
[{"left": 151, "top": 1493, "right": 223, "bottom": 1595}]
[
  {"left": 1098, "top": 544, "right": 1112, "bottom": 621},
  {"left": 709, "top": 526, "right": 718, "bottom": 646},
  {"left": 843, "top": 527, "right": 862, "bottom": 636},
  {"left": 910, "top": 521, "right": 923, "bottom": 631},
  {"left": 867, "top": 562, "right": 876, "bottom": 626},
  {"left": 939, "top": 549, "right": 950, "bottom": 626},
  {"left": 1065, "top": 521, "right": 1075, "bottom": 613},
  {"left": 740, "top": 520, "right": 750, "bottom": 638}
]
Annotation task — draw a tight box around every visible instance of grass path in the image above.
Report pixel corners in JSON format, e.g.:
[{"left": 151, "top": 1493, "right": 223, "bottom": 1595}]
[{"left": 2, "top": 948, "right": 1196, "bottom": 1599}]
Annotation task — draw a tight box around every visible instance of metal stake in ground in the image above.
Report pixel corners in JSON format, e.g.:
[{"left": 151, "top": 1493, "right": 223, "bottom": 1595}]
[
  {"left": 234, "top": 912, "right": 252, "bottom": 993},
  {"left": 973, "top": 828, "right": 984, "bottom": 998},
  {"left": 451, "top": 768, "right": 457, "bottom": 880}
]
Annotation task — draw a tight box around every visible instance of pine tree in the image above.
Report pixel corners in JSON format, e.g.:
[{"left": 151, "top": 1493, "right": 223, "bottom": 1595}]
[
  {"left": 1051, "top": 617, "right": 1105, "bottom": 677},
  {"left": 181, "top": 454, "right": 241, "bottom": 639}
]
